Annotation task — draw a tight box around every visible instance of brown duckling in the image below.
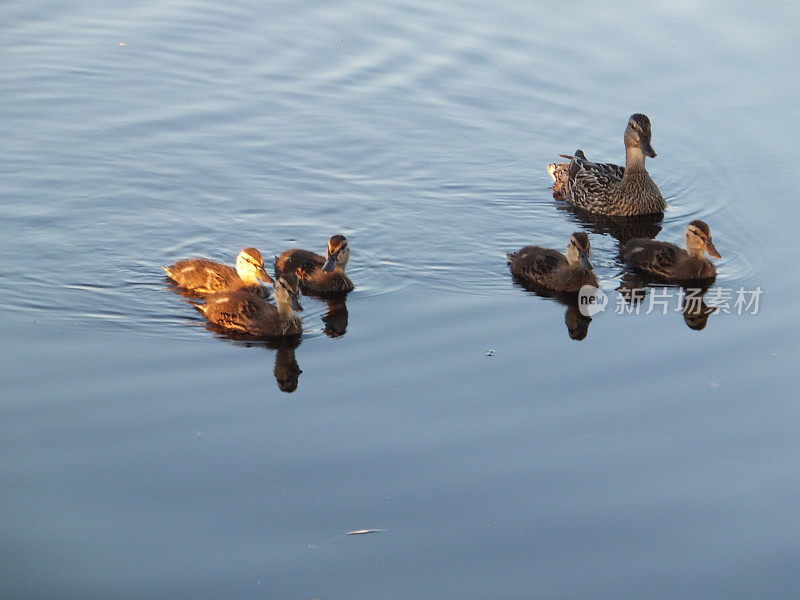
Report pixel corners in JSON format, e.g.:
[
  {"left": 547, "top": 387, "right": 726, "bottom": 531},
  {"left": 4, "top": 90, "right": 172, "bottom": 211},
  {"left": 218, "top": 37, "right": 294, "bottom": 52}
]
[
  {"left": 548, "top": 113, "right": 666, "bottom": 216},
  {"left": 163, "top": 247, "right": 273, "bottom": 297},
  {"left": 507, "top": 232, "right": 598, "bottom": 292},
  {"left": 275, "top": 234, "right": 354, "bottom": 294},
  {"left": 622, "top": 220, "right": 721, "bottom": 281},
  {"left": 196, "top": 272, "right": 303, "bottom": 337}
]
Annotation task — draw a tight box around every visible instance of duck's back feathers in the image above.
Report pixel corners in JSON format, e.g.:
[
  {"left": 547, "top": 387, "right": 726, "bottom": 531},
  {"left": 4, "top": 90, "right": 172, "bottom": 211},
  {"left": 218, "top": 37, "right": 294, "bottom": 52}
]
[
  {"left": 163, "top": 255, "right": 270, "bottom": 297},
  {"left": 508, "top": 246, "right": 567, "bottom": 279},
  {"left": 198, "top": 290, "right": 302, "bottom": 337},
  {"left": 507, "top": 245, "right": 597, "bottom": 292},
  {"left": 164, "top": 259, "right": 239, "bottom": 293},
  {"left": 275, "top": 249, "right": 324, "bottom": 278},
  {"left": 622, "top": 239, "right": 682, "bottom": 279},
  {"left": 622, "top": 239, "right": 716, "bottom": 281}
]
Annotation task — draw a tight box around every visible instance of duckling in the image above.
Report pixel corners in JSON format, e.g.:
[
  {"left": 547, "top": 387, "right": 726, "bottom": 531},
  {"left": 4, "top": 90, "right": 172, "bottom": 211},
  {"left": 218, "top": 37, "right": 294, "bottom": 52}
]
[
  {"left": 196, "top": 272, "right": 303, "bottom": 337},
  {"left": 507, "top": 232, "right": 598, "bottom": 292},
  {"left": 622, "top": 220, "right": 721, "bottom": 281},
  {"left": 548, "top": 113, "right": 666, "bottom": 216},
  {"left": 163, "top": 247, "right": 273, "bottom": 297},
  {"left": 275, "top": 234, "right": 354, "bottom": 294}
]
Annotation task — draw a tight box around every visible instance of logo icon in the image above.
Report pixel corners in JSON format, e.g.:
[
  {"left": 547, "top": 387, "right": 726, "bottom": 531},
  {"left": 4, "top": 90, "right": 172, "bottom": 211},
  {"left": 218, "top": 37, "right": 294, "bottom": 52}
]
[{"left": 578, "top": 285, "right": 608, "bottom": 316}]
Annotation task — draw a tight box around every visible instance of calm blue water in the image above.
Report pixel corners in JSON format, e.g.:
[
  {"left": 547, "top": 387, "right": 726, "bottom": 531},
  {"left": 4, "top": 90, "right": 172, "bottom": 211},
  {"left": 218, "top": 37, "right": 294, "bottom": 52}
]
[{"left": 2, "top": 1, "right": 800, "bottom": 598}]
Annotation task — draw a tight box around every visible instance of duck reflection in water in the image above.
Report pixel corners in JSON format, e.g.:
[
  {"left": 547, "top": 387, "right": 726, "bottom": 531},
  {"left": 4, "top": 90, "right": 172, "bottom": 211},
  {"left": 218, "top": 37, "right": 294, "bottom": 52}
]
[
  {"left": 272, "top": 338, "right": 303, "bottom": 393},
  {"left": 618, "top": 277, "right": 718, "bottom": 331},
  {"left": 507, "top": 232, "right": 599, "bottom": 340},
  {"left": 510, "top": 280, "right": 595, "bottom": 340},
  {"left": 200, "top": 324, "right": 304, "bottom": 393},
  {"left": 555, "top": 202, "right": 663, "bottom": 246},
  {"left": 322, "top": 298, "right": 349, "bottom": 338}
]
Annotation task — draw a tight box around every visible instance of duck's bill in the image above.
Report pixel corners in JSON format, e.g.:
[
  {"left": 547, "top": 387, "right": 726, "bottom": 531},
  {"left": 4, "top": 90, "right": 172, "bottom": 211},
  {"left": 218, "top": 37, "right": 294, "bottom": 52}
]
[
  {"left": 580, "top": 255, "right": 594, "bottom": 270},
  {"left": 641, "top": 140, "right": 657, "bottom": 158},
  {"left": 258, "top": 266, "right": 275, "bottom": 284},
  {"left": 705, "top": 241, "right": 722, "bottom": 259},
  {"left": 291, "top": 292, "right": 304, "bottom": 312},
  {"left": 321, "top": 253, "right": 337, "bottom": 272}
]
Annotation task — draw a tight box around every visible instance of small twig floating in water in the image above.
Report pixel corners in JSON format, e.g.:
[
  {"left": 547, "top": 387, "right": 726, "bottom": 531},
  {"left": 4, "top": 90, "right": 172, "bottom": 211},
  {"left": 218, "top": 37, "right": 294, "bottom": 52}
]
[
  {"left": 346, "top": 529, "right": 384, "bottom": 535},
  {"left": 309, "top": 528, "right": 386, "bottom": 548}
]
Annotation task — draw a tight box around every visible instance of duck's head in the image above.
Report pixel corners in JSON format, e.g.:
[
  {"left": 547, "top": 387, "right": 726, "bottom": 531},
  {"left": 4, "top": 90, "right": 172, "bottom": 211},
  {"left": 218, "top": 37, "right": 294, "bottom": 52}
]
[
  {"left": 322, "top": 235, "right": 350, "bottom": 272},
  {"left": 624, "top": 113, "right": 657, "bottom": 158},
  {"left": 275, "top": 272, "right": 303, "bottom": 312},
  {"left": 236, "top": 247, "right": 274, "bottom": 285},
  {"left": 565, "top": 232, "right": 593, "bottom": 270},
  {"left": 685, "top": 220, "right": 721, "bottom": 259}
]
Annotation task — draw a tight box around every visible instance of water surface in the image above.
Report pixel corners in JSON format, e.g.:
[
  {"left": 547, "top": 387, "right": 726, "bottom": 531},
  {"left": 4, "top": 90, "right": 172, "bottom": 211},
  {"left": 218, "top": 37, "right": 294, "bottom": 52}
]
[{"left": 2, "top": 1, "right": 800, "bottom": 598}]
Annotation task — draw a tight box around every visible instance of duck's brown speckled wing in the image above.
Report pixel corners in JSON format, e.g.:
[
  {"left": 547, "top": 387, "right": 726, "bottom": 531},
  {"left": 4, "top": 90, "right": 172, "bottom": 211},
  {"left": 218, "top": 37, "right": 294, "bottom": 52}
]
[
  {"left": 199, "top": 290, "right": 273, "bottom": 332},
  {"left": 564, "top": 150, "right": 625, "bottom": 211},
  {"left": 622, "top": 239, "right": 682, "bottom": 279},
  {"left": 164, "top": 259, "right": 238, "bottom": 292}
]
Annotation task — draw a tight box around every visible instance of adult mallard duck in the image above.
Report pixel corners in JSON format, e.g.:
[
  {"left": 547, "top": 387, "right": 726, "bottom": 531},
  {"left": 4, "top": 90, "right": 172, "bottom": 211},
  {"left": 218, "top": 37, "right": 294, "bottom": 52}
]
[
  {"left": 507, "top": 232, "right": 598, "bottom": 292},
  {"left": 548, "top": 113, "right": 666, "bottom": 216},
  {"left": 196, "top": 273, "right": 303, "bottom": 337},
  {"left": 163, "top": 247, "right": 273, "bottom": 297},
  {"left": 622, "top": 220, "right": 721, "bottom": 281},
  {"left": 275, "top": 234, "right": 354, "bottom": 294}
]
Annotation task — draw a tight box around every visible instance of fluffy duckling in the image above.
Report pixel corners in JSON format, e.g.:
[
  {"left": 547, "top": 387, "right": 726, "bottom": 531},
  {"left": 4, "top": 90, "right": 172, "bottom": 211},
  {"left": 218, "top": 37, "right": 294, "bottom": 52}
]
[
  {"left": 622, "top": 220, "right": 721, "bottom": 281},
  {"left": 163, "top": 247, "right": 273, "bottom": 297},
  {"left": 507, "top": 232, "right": 598, "bottom": 292},
  {"left": 275, "top": 234, "right": 354, "bottom": 294},
  {"left": 196, "top": 273, "right": 303, "bottom": 337},
  {"left": 548, "top": 113, "right": 666, "bottom": 216}
]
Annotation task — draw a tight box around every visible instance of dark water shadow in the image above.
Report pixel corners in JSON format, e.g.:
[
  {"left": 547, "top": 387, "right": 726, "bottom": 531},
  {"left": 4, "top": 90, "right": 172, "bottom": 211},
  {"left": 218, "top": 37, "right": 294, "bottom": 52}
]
[{"left": 554, "top": 197, "right": 664, "bottom": 246}]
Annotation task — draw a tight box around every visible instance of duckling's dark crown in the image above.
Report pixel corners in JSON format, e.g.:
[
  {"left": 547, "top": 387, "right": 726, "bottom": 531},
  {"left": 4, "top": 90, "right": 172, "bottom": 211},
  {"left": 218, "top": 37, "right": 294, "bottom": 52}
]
[
  {"left": 278, "top": 271, "right": 299, "bottom": 288},
  {"left": 688, "top": 220, "right": 711, "bottom": 237},
  {"left": 570, "top": 231, "right": 590, "bottom": 250},
  {"left": 241, "top": 247, "right": 263, "bottom": 260},
  {"left": 328, "top": 234, "right": 348, "bottom": 248}
]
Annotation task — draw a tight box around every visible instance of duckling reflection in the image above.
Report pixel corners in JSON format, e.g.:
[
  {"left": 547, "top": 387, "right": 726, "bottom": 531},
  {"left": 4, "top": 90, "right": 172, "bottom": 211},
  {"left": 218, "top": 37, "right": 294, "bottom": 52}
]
[
  {"left": 509, "top": 276, "right": 595, "bottom": 341},
  {"left": 563, "top": 299, "right": 593, "bottom": 341},
  {"left": 197, "top": 326, "right": 304, "bottom": 393},
  {"left": 322, "top": 298, "right": 349, "bottom": 338},
  {"left": 617, "top": 274, "right": 718, "bottom": 331},
  {"left": 163, "top": 247, "right": 273, "bottom": 298},
  {"left": 272, "top": 338, "right": 303, "bottom": 393},
  {"left": 275, "top": 235, "right": 354, "bottom": 295},
  {"left": 681, "top": 287, "right": 717, "bottom": 331}
]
